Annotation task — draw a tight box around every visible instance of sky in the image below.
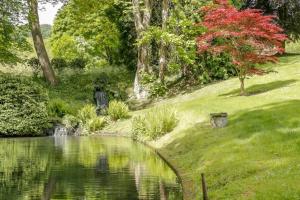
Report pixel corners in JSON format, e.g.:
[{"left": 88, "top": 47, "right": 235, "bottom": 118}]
[{"left": 39, "top": 3, "right": 62, "bottom": 25}]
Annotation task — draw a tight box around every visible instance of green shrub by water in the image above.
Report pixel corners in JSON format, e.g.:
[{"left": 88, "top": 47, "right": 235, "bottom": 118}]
[
  {"left": 108, "top": 100, "right": 129, "bottom": 120},
  {"left": 78, "top": 104, "right": 97, "bottom": 124},
  {"left": 47, "top": 99, "right": 72, "bottom": 119},
  {"left": 0, "top": 75, "right": 49, "bottom": 136},
  {"left": 87, "top": 117, "right": 106, "bottom": 132},
  {"left": 77, "top": 104, "right": 106, "bottom": 132},
  {"left": 62, "top": 114, "right": 80, "bottom": 130},
  {"left": 132, "top": 107, "right": 178, "bottom": 140}
]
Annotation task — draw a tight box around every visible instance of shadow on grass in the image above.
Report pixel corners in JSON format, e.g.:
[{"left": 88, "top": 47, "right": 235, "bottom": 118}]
[
  {"left": 220, "top": 79, "right": 297, "bottom": 97},
  {"left": 163, "top": 100, "right": 300, "bottom": 199},
  {"left": 279, "top": 52, "right": 300, "bottom": 57},
  {"left": 228, "top": 100, "right": 300, "bottom": 139}
]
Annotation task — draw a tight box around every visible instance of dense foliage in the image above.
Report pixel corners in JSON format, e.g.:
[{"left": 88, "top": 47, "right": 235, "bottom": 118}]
[
  {"left": 197, "top": 0, "right": 287, "bottom": 95},
  {"left": 0, "top": 0, "right": 30, "bottom": 64},
  {"left": 242, "top": 0, "right": 300, "bottom": 40},
  {"left": 51, "top": 0, "right": 134, "bottom": 68},
  {"left": 0, "top": 75, "right": 49, "bottom": 136}
]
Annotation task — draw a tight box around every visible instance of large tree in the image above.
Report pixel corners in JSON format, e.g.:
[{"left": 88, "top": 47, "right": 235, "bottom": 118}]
[
  {"left": 197, "top": 0, "right": 287, "bottom": 95},
  {"left": 50, "top": 0, "right": 122, "bottom": 66},
  {"left": 27, "top": 0, "right": 57, "bottom": 85},
  {"left": 158, "top": 0, "right": 169, "bottom": 83},
  {"left": 132, "top": 0, "right": 152, "bottom": 99}
]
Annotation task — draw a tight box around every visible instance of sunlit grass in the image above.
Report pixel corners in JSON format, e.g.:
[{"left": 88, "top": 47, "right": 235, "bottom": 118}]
[{"left": 108, "top": 42, "right": 300, "bottom": 199}]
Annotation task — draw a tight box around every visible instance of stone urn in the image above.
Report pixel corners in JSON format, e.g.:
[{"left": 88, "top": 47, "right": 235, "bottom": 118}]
[{"left": 210, "top": 113, "right": 228, "bottom": 128}]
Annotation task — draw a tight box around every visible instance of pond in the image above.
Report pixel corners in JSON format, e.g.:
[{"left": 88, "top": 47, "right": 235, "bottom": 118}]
[{"left": 0, "top": 136, "right": 182, "bottom": 200}]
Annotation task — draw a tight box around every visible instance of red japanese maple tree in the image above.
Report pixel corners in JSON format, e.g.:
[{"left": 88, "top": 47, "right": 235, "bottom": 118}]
[{"left": 197, "top": 0, "right": 287, "bottom": 95}]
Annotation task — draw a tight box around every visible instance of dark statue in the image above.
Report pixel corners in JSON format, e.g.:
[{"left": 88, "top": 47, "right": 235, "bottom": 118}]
[
  {"left": 94, "top": 86, "right": 109, "bottom": 115},
  {"left": 93, "top": 73, "right": 110, "bottom": 115}
]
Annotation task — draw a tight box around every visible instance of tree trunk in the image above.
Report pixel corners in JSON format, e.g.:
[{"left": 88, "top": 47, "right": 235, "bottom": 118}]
[
  {"left": 27, "top": 0, "right": 57, "bottom": 85},
  {"left": 159, "top": 180, "right": 167, "bottom": 200},
  {"left": 159, "top": 0, "right": 169, "bottom": 83},
  {"left": 132, "top": 0, "right": 152, "bottom": 99},
  {"left": 239, "top": 77, "right": 246, "bottom": 95}
]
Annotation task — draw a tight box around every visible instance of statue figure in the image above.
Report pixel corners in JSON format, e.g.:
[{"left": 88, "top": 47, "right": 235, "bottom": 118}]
[{"left": 94, "top": 86, "right": 109, "bottom": 115}]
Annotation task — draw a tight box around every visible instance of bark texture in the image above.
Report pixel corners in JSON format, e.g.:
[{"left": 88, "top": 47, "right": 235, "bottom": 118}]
[
  {"left": 159, "top": 0, "right": 169, "bottom": 83},
  {"left": 132, "top": 0, "right": 152, "bottom": 99},
  {"left": 28, "top": 0, "right": 57, "bottom": 85}
]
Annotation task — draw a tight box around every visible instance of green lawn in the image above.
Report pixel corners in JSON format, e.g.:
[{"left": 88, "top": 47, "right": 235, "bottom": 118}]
[{"left": 106, "top": 42, "right": 300, "bottom": 199}]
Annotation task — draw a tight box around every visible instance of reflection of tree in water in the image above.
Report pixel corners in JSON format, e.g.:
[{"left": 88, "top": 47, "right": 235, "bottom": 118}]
[
  {"left": 0, "top": 138, "right": 54, "bottom": 200},
  {"left": 0, "top": 137, "right": 182, "bottom": 200}
]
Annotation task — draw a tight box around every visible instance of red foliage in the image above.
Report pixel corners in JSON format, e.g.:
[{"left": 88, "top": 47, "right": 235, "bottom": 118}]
[{"left": 197, "top": 0, "right": 287, "bottom": 78}]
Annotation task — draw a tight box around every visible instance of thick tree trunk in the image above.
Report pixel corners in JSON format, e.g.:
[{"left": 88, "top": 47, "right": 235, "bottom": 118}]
[
  {"left": 28, "top": 0, "right": 57, "bottom": 85},
  {"left": 159, "top": 0, "right": 169, "bottom": 83},
  {"left": 132, "top": 0, "right": 151, "bottom": 99}
]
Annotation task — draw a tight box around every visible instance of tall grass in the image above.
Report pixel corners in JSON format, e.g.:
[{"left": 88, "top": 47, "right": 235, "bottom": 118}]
[
  {"left": 108, "top": 100, "right": 129, "bottom": 120},
  {"left": 132, "top": 106, "right": 178, "bottom": 140}
]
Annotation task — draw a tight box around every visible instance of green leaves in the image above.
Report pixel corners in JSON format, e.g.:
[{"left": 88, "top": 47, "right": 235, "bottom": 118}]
[
  {"left": 50, "top": 0, "right": 122, "bottom": 67},
  {"left": 0, "top": 75, "right": 49, "bottom": 136},
  {"left": 0, "top": 0, "right": 31, "bottom": 65}
]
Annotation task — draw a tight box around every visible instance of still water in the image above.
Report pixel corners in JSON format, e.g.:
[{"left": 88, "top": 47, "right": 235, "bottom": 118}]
[{"left": 0, "top": 136, "right": 182, "bottom": 200}]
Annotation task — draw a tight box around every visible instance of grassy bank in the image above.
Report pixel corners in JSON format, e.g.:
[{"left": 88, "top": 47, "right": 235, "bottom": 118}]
[{"left": 106, "top": 43, "right": 300, "bottom": 199}]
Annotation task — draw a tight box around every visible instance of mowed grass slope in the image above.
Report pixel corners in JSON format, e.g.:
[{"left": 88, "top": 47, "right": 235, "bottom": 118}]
[{"left": 108, "top": 43, "right": 300, "bottom": 199}]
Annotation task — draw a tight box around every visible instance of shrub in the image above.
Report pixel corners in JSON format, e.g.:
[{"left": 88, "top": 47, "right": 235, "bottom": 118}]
[
  {"left": 87, "top": 117, "right": 106, "bottom": 132},
  {"left": 149, "top": 81, "right": 168, "bottom": 97},
  {"left": 69, "top": 58, "right": 86, "bottom": 69},
  {"left": 0, "top": 75, "right": 49, "bottom": 136},
  {"left": 47, "top": 99, "right": 72, "bottom": 119},
  {"left": 26, "top": 57, "right": 41, "bottom": 77},
  {"left": 77, "top": 104, "right": 97, "bottom": 124},
  {"left": 141, "top": 73, "right": 167, "bottom": 97},
  {"left": 132, "top": 107, "right": 178, "bottom": 140},
  {"left": 107, "top": 100, "right": 129, "bottom": 120},
  {"left": 62, "top": 114, "right": 80, "bottom": 129},
  {"left": 51, "top": 58, "right": 68, "bottom": 71}
]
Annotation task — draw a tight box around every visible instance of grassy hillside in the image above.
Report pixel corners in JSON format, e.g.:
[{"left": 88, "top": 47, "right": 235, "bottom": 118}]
[{"left": 106, "top": 42, "right": 300, "bottom": 199}]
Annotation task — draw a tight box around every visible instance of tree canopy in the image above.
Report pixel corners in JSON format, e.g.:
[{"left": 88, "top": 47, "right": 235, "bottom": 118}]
[
  {"left": 0, "top": 0, "right": 30, "bottom": 64},
  {"left": 197, "top": 0, "right": 287, "bottom": 95},
  {"left": 242, "top": 0, "right": 300, "bottom": 40}
]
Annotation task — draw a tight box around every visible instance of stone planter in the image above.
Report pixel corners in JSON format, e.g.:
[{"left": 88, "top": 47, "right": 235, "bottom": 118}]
[{"left": 210, "top": 113, "right": 228, "bottom": 128}]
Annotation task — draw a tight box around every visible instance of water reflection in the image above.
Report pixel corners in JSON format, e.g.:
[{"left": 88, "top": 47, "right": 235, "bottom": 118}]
[{"left": 0, "top": 136, "right": 182, "bottom": 200}]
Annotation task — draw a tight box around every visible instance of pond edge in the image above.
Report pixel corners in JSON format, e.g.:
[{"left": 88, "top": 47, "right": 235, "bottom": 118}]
[{"left": 97, "top": 132, "right": 190, "bottom": 200}]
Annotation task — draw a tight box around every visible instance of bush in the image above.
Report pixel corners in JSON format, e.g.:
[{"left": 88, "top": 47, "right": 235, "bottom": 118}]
[
  {"left": 132, "top": 107, "right": 178, "bottom": 140},
  {"left": 0, "top": 75, "right": 49, "bottom": 136},
  {"left": 196, "top": 53, "right": 236, "bottom": 84},
  {"left": 51, "top": 58, "right": 68, "bottom": 71},
  {"left": 108, "top": 100, "right": 129, "bottom": 120},
  {"left": 141, "top": 73, "right": 167, "bottom": 97},
  {"left": 47, "top": 99, "right": 72, "bottom": 119},
  {"left": 87, "top": 117, "right": 106, "bottom": 132},
  {"left": 62, "top": 114, "right": 80, "bottom": 129},
  {"left": 26, "top": 57, "right": 41, "bottom": 77},
  {"left": 69, "top": 58, "right": 86, "bottom": 69},
  {"left": 77, "top": 104, "right": 97, "bottom": 124},
  {"left": 149, "top": 81, "right": 167, "bottom": 97}
]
